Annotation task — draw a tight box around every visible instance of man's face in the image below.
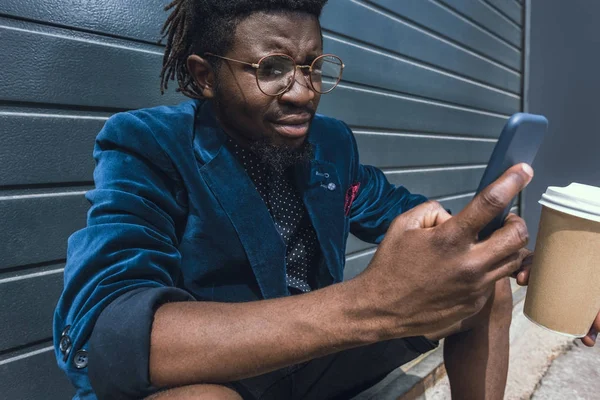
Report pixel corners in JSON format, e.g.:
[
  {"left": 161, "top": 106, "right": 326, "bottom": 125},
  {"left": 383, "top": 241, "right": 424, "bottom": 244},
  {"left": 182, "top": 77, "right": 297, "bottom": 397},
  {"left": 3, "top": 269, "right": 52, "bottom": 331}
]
[{"left": 210, "top": 11, "right": 323, "bottom": 149}]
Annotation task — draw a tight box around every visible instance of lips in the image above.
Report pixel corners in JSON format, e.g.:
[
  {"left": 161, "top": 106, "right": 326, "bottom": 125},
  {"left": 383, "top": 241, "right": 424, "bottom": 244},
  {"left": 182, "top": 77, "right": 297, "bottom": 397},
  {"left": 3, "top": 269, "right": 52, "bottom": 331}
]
[
  {"left": 271, "top": 121, "right": 311, "bottom": 138},
  {"left": 274, "top": 113, "right": 312, "bottom": 125},
  {"left": 271, "top": 113, "right": 313, "bottom": 138}
]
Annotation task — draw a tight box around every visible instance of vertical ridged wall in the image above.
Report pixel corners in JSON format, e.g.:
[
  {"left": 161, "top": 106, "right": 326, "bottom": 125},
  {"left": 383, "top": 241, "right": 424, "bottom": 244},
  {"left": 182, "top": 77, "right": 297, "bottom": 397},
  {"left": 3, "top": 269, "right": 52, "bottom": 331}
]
[{"left": 0, "top": 1, "right": 523, "bottom": 397}]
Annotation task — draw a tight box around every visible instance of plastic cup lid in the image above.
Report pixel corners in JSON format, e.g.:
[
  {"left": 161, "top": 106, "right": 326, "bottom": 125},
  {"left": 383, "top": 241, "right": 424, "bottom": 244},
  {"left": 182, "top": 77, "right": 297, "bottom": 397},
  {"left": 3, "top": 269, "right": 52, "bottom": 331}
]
[{"left": 539, "top": 183, "right": 600, "bottom": 222}]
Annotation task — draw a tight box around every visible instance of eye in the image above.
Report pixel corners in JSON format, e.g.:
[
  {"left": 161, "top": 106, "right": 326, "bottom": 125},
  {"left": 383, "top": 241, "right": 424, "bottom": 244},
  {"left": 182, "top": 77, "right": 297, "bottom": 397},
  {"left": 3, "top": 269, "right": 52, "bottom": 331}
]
[
  {"left": 259, "top": 56, "right": 292, "bottom": 78},
  {"left": 263, "top": 64, "right": 285, "bottom": 76},
  {"left": 311, "top": 60, "right": 324, "bottom": 75}
]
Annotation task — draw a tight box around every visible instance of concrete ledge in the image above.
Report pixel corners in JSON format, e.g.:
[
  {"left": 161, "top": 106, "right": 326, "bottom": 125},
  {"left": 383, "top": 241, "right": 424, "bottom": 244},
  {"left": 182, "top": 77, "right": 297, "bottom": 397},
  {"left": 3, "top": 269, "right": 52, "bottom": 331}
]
[{"left": 351, "top": 343, "right": 446, "bottom": 400}]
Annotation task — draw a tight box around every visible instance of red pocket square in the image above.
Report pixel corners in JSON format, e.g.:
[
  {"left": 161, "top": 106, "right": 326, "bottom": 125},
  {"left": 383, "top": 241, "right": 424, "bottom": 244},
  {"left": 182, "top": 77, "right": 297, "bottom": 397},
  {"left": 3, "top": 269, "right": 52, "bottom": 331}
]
[{"left": 344, "top": 183, "right": 361, "bottom": 216}]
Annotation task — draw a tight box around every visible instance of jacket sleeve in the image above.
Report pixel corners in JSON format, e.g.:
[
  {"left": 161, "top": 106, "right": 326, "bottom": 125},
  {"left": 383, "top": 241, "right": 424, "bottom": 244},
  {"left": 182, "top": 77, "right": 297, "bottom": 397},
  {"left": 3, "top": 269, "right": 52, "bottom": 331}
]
[
  {"left": 53, "top": 112, "right": 194, "bottom": 399},
  {"left": 345, "top": 123, "right": 429, "bottom": 244}
]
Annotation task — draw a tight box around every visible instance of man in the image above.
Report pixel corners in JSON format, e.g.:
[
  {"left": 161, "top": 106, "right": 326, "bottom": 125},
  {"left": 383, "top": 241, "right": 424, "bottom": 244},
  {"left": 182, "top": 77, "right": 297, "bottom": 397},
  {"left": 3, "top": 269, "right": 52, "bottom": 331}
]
[{"left": 53, "top": 1, "right": 599, "bottom": 399}]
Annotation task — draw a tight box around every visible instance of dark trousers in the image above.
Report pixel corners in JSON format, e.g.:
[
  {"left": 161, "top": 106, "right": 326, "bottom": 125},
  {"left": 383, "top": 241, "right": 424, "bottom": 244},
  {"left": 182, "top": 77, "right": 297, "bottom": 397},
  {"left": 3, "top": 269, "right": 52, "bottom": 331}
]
[{"left": 226, "top": 337, "right": 438, "bottom": 400}]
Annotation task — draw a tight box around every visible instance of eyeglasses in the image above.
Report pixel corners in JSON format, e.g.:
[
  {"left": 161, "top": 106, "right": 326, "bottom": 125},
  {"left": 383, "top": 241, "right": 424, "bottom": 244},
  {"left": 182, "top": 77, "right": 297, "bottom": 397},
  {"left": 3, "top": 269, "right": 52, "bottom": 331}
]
[{"left": 204, "top": 52, "right": 345, "bottom": 96}]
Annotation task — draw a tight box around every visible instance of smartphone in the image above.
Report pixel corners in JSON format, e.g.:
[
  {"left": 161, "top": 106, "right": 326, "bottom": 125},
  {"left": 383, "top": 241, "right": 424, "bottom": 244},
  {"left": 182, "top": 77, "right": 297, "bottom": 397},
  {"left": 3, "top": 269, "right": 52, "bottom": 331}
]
[{"left": 476, "top": 113, "right": 548, "bottom": 240}]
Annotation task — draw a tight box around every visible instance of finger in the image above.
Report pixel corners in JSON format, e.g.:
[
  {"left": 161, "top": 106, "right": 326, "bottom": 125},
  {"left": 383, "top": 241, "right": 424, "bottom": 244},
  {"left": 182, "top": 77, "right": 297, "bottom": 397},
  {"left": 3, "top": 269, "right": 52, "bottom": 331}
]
[
  {"left": 473, "top": 213, "right": 530, "bottom": 272},
  {"left": 485, "top": 247, "right": 531, "bottom": 284},
  {"left": 445, "top": 164, "right": 533, "bottom": 238},
  {"left": 396, "top": 201, "right": 452, "bottom": 230},
  {"left": 581, "top": 312, "right": 600, "bottom": 347},
  {"left": 515, "top": 252, "right": 534, "bottom": 286}
]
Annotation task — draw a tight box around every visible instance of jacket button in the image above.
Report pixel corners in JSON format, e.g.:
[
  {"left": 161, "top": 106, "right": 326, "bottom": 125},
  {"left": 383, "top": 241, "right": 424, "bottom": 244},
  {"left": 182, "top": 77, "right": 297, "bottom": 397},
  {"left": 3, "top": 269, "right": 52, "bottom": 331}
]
[
  {"left": 73, "top": 350, "right": 88, "bottom": 369},
  {"left": 62, "top": 344, "right": 72, "bottom": 363},
  {"left": 59, "top": 336, "right": 71, "bottom": 353},
  {"left": 327, "top": 183, "right": 337, "bottom": 191},
  {"left": 61, "top": 325, "right": 71, "bottom": 337}
]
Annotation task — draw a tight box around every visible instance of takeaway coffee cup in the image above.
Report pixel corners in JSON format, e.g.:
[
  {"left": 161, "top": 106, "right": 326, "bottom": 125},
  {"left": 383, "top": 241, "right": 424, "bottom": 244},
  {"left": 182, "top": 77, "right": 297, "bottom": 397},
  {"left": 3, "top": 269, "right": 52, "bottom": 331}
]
[{"left": 524, "top": 183, "right": 600, "bottom": 337}]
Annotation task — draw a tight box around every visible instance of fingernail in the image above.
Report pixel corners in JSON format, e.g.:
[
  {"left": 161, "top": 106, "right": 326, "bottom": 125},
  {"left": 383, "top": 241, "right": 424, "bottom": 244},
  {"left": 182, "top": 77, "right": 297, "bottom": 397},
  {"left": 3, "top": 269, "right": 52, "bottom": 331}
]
[{"left": 522, "top": 163, "right": 534, "bottom": 178}]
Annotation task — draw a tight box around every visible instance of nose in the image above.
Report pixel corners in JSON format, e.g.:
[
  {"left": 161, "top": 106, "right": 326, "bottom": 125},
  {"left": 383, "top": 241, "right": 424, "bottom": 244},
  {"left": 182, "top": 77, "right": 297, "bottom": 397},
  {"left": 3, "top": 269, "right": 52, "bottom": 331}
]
[{"left": 279, "top": 71, "right": 316, "bottom": 107}]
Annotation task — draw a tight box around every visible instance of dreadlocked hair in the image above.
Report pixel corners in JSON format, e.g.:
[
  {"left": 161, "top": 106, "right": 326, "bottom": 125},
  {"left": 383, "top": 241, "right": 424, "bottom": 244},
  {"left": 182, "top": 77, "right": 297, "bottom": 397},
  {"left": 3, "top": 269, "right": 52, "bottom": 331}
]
[{"left": 160, "top": 0, "right": 329, "bottom": 98}]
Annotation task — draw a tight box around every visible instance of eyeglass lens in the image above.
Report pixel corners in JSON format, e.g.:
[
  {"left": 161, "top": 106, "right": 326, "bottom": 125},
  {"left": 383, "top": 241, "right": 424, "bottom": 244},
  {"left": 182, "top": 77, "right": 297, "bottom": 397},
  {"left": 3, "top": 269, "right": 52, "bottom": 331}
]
[
  {"left": 310, "top": 55, "right": 343, "bottom": 94},
  {"left": 256, "top": 55, "right": 343, "bottom": 95}
]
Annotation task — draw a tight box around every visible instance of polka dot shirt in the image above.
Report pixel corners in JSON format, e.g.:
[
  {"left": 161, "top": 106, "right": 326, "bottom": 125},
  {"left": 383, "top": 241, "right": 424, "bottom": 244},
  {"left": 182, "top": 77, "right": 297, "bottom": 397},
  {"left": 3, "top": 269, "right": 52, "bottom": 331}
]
[{"left": 227, "top": 139, "right": 320, "bottom": 294}]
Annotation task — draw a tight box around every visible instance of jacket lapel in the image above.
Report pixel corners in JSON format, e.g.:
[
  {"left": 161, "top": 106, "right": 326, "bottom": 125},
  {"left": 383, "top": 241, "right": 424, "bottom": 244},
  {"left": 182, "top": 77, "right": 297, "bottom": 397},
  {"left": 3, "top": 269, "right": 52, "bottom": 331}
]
[{"left": 193, "top": 103, "right": 288, "bottom": 299}]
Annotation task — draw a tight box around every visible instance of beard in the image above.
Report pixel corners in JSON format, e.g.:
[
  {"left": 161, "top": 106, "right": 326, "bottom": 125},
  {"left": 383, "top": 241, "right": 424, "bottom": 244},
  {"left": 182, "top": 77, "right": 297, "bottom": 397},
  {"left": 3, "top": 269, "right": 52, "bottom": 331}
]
[
  {"left": 250, "top": 137, "right": 315, "bottom": 174},
  {"left": 210, "top": 79, "right": 316, "bottom": 173}
]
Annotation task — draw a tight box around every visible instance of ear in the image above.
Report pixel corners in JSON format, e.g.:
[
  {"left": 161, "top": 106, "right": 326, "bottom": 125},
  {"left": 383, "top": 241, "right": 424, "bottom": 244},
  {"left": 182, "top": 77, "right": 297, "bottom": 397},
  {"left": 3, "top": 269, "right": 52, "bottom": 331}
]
[{"left": 187, "top": 54, "right": 217, "bottom": 98}]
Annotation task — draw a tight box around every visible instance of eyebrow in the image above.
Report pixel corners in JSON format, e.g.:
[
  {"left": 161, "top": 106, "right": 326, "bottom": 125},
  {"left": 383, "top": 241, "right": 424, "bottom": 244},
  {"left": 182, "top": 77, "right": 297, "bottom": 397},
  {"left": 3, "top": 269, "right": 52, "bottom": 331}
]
[
  {"left": 257, "top": 38, "right": 322, "bottom": 58},
  {"left": 259, "top": 48, "right": 322, "bottom": 63}
]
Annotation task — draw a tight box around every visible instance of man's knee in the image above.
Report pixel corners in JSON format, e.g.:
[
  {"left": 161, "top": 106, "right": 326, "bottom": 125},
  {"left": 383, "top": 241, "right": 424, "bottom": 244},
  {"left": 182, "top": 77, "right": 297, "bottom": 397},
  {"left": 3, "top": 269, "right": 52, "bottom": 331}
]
[
  {"left": 145, "top": 384, "right": 243, "bottom": 400},
  {"left": 474, "top": 278, "right": 513, "bottom": 326},
  {"left": 492, "top": 277, "right": 514, "bottom": 321}
]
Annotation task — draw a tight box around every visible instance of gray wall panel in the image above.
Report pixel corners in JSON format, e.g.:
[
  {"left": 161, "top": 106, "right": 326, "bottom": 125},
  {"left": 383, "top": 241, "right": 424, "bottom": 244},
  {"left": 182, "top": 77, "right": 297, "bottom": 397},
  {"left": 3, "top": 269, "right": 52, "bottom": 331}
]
[
  {"left": 0, "top": 18, "right": 183, "bottom": 110},
  {"left": 484, "top": 0, "right": 523, "bottom": 26},
  {"left": 0, "top": 266, "right": 64, "bottom": 351},
  {"left": 321, "top": 1, "right": 521, "bottom": 93},
  {"left": 0, "top": 193, "right": 89, "bottom": 269},
  {"left": 345, "top": 236, "right": 375, "bottom": 256},
  {"left": 325, "top": 35, "right": 520, "bottom": 115},
  {"left": 0, "top": 346, "right": 75, "bottom": 400},
  {"left": 0, "top": 0, "right": 168, "bottom": 43},
  {"left": 344, "top": 249, "right": 375, "bottom": 280},
  {"left": 368, "top": 0, "right": 521, "bottom": 70},
  {"left": 1, "top": 0, "right": 525, "bottom": 396},
  {"left": 385, "top": 166, "right": 485, "bottom": 198},
  {"left": 524, "top": 0, "right": 600, "bottom": 247},
  {"left": 0, "top": 111, "right": 103, "bottom": 186},
  {"left": 355, "top": 132, "right": 495, "bottom": 168},
  {"left": 321, "top": 85, "right": 509, "bottom": 137},
  {"left": 438, "top": 0, "right": 522, "bottom": 47}
]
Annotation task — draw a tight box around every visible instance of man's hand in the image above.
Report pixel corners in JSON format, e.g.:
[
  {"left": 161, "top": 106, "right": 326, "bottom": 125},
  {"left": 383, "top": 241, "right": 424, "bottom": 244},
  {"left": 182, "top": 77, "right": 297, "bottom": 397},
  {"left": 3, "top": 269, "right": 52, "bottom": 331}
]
[
  {"left": 355, "top": 163, "right": 534, "bottom": 339},
  {"left": 515, "top": 263, "right": 600, "bottom": 347}
]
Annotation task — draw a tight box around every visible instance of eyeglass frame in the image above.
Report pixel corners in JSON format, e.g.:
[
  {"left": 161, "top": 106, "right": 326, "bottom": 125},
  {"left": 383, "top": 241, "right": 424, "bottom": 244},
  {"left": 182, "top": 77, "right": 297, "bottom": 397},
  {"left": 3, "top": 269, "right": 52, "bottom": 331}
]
[{"left": 204, "top": 52, "right": 345, "bottom": 96}]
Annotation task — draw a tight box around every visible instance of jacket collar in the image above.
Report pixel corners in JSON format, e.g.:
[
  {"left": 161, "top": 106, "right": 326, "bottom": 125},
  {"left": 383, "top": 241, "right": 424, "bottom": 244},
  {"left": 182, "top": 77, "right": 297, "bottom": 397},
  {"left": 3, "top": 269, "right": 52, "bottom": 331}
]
[{"left": 193, "top": 101, "right": 344, "bottom": 299}]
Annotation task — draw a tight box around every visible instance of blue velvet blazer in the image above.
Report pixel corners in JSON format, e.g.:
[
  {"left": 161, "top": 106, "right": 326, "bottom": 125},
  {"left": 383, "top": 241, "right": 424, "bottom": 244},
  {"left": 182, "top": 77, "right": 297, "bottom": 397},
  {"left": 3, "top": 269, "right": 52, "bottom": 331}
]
[{"left": 53, "top": 100, "right": 428, "bottom": 399}]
